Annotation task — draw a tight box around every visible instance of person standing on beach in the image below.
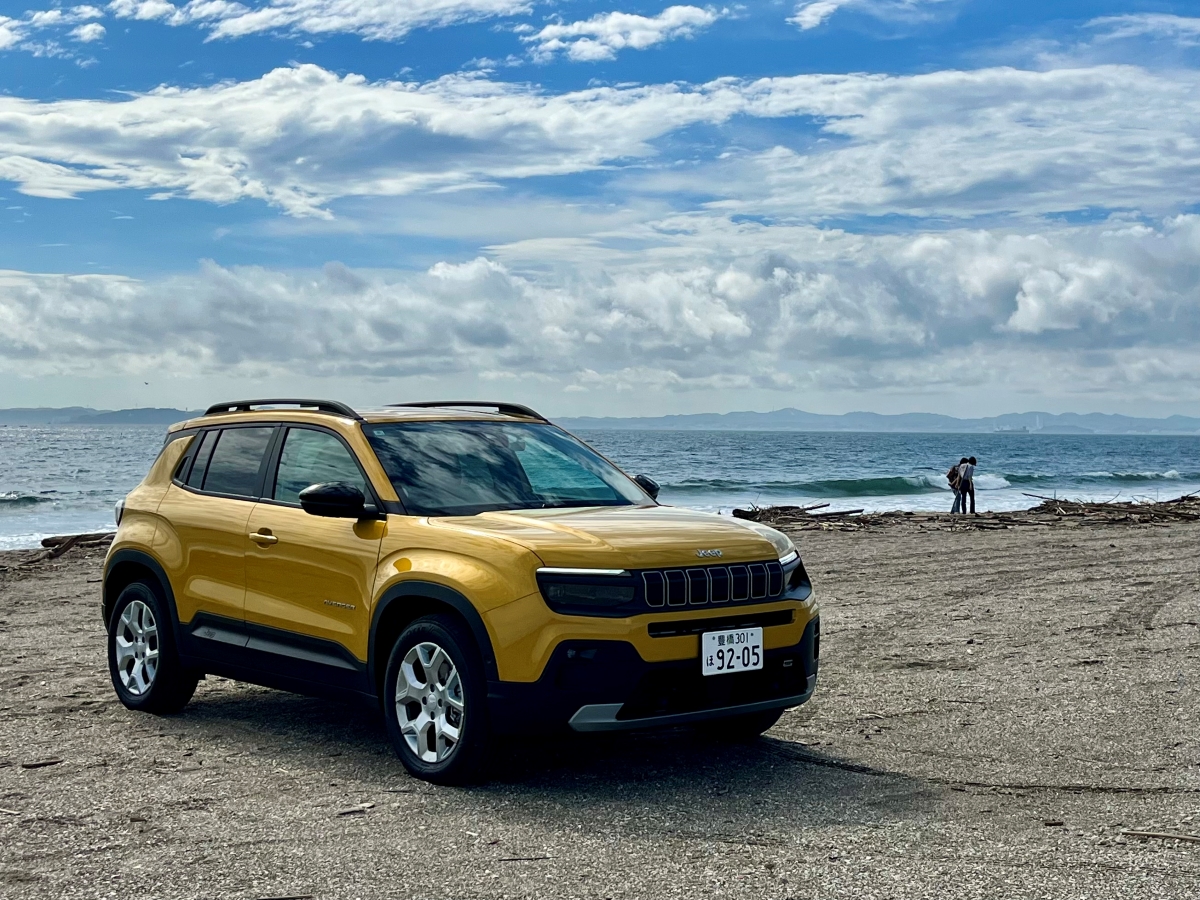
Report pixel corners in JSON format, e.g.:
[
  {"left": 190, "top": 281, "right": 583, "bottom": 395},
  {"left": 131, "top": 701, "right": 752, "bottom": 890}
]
[
  {"left": 959, "top": 456, "right": 977, "bottom": 515},
  {"left": 949, "top": 458, "right": 966, "bottom": 513}
]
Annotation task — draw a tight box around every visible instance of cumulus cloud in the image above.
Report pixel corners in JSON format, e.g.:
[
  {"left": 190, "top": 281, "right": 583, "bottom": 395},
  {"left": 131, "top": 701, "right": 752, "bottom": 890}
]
[
  {"left": 0, "top": 5, "right": 105, "bottom": 55},
  {"left": 524, "top": 5, "right": 723, "bottom": 62},
  {"left": 71, "top": 22, "right": 107, "bottom": 41},
  {"left": 106, "top": 0, "right": 532, "bottom": 40},
  {"left": 1, "top": 63, "right": 1198, "bottom": 220},
  {"left": 0, "top": 64, "right": 758, "bottom": 216},
  {"left": 3, "top": 214, "right": 1200, "bottom": 403}
]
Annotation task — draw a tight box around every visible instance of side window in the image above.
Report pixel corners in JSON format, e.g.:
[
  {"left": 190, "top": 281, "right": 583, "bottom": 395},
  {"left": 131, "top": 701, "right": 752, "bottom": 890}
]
[
  {"left": 273, "top": 428, "right": 370, "bottom": 505},
  {"left": 184, "top": 430, "right": 217, "bottom": 488},
  {"left": 200, "top": 427, "right": 274, "bottom": 498}
]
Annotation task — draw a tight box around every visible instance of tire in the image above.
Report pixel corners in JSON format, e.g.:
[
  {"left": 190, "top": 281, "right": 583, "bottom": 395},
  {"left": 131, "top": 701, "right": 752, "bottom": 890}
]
[
  {"left": 383, "top": 615, "right": 490, "bottom": 785},
  {"left": 107, "top": 580, "right": 199, "bottom": 714},
  {"left": 699, "top": 707, "right": 783, "bottom": 741}
]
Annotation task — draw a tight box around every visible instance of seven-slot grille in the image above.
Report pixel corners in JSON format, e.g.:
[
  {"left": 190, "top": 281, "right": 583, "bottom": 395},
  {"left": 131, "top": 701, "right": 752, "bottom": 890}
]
[{"left": 642, "top": 561, "right": 785, "bottom": 608}]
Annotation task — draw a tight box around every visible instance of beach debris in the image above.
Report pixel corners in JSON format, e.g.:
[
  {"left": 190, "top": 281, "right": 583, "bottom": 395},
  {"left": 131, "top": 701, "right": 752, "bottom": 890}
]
[
  {"left": 40, "top": 532, "right": 116, "bottom": 550},
  {"left": 20, "top": 758, "right": 63, "bottom": 769},
  {"left": 0, "top": 532, "right": 116, "bottom": 571},
  {"left": 733, "top": 492, "right": 1200, "bottom": 532},
  {"left": 1120, "top": 829, "right": 1200, "bottom": 845},
  {"left": 336, "top": 802, "right": 375, "bottom": 816}
]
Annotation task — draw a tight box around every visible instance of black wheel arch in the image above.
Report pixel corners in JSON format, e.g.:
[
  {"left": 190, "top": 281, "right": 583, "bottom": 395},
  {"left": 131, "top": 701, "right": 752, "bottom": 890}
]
[
  {"left": 103, "top": 549, "right": 183, "bottom": 642},
  {"left": 369, "top": 582, "right": 499, "bottom": 698}
]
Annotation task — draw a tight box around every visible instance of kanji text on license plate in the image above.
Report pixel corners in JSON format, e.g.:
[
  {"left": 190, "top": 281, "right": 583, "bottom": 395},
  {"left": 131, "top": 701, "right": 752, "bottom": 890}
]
[{"left": 701, "top": 627, "right": 763, "bottom": 676}]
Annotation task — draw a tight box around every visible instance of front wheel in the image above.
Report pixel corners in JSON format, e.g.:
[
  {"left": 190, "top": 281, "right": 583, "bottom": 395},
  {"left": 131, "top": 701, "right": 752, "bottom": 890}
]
[
  {"left": 107, "top": 580, "right": 198, "bottom": 714},
  {"left": 383, "top": 615, "right": 490, "bottom": 785}
]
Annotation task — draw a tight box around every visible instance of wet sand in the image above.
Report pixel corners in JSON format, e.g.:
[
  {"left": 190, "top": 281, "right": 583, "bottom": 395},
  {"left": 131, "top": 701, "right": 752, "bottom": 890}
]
[{"left": 1, "top": 520, "right": 1197, "bottom": 898}]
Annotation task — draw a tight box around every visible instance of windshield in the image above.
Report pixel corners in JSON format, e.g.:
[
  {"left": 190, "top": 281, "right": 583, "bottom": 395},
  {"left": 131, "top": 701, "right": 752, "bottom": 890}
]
[{"left": 364, "top": 421, "right": 651, "bottom": 516}]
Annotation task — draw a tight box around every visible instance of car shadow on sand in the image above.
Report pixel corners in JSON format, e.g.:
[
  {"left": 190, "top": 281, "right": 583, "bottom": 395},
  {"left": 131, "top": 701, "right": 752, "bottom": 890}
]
[{"left": 174, "top": 680, "right": 932, "bottom": 829}]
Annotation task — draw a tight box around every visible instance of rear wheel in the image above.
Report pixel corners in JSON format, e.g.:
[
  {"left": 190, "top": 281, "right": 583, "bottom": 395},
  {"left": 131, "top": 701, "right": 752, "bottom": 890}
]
[
  {"left": 107, "top": 580, "right": 198, "bottom": 714},
  {"left": 383, "top": 615, "right": 490, "bottom": 785}
]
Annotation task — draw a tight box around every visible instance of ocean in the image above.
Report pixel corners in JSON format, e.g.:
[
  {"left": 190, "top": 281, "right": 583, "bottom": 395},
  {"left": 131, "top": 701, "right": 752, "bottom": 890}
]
[{"left": 2, "top": 425, "right": 1198, "bottom": 550}]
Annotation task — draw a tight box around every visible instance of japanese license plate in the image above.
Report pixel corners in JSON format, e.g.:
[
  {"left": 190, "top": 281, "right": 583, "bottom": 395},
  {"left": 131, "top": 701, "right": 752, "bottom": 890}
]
[{"left": 701, "top": 627, "right": 764, "bottom": 676}]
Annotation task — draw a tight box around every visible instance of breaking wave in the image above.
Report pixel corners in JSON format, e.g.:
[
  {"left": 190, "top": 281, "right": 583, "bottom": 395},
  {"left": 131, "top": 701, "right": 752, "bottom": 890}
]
[
  {"left": 664, "top": 473, "right": 1013, "bottom": 498},
  {"left": 0, "top": 492, "right": 54, "bottom": 509}
]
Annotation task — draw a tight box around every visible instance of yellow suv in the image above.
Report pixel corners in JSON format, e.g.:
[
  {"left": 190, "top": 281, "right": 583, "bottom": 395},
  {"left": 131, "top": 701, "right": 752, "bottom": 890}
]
[{"left": 103, "top": 400, "right": 819, "bottom": 783}]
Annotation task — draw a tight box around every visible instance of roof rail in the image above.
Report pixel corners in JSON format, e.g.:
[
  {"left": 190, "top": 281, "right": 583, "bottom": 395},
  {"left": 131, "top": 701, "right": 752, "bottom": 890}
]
[
  {"left": 203, "top": 399, "right": 364, "bottom": 421},
  {"left": 388, "top": 400, "right": 547, "bottom": 422}
]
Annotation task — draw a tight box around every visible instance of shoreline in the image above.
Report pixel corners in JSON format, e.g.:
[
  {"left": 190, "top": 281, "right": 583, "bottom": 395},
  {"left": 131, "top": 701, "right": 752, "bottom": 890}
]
[{"left": 4, "top": 489, "right": 1200, "bottom": 552}]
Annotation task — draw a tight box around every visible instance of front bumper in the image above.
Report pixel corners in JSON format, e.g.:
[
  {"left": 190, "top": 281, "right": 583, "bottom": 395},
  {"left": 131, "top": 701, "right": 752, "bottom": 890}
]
[{"left": 487, "top": 616, "right": 819, "bottom": 734}]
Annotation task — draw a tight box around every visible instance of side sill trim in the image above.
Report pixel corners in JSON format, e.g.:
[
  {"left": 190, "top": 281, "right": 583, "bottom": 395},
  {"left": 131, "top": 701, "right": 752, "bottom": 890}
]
[{"left": 567, "top": 674, "right": 816, "bottom": 732}]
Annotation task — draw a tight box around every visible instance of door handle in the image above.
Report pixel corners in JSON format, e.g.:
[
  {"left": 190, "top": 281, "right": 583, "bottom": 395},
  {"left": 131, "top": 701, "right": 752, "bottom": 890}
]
[{"left": 249, "top": 530, "right": 278, "bottom": 545}]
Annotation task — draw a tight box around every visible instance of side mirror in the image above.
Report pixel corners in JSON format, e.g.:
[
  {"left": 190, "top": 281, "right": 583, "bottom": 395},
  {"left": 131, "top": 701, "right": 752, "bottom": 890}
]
[
  {"left": 633, "top": 474, "right": 660, "bottom": 501},
  {"left": 299, "top": 482, "right": 366, "bottom": 518}
]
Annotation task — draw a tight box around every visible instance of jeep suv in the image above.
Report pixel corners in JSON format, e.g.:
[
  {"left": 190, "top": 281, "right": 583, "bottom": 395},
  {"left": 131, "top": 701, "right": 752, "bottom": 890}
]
[{"left": 103, "top": 400, "right": 819, "bottom": 783}]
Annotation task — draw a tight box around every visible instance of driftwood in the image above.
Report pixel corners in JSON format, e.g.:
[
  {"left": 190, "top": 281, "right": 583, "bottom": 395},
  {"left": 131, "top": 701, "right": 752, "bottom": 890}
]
[
  {"left": 733, "top": 492, "right": 1200, "bottom": 532},
  {"left": 0, "top": 532, "right": 115, "bottom": 571},
  {"left": 40, "top": 532, "right": 115, "bottom": 549}
]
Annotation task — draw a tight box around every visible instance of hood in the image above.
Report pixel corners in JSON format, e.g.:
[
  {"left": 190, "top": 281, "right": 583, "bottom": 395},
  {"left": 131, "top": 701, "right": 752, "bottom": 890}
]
[{"left": 427, "top": 504, "right": 789, "bottom": 569}]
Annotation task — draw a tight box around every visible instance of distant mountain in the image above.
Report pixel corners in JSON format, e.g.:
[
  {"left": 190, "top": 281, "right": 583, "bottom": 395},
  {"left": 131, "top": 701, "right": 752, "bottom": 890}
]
[
  {"left": 4, "top": 405, "right": 1199, "bottom": 434},
  {"left": 0, "top": 407, "right": 202, "bottom": 426},
  {"left": 556, "top": 408, "right": 1200, "bottom": 435}
]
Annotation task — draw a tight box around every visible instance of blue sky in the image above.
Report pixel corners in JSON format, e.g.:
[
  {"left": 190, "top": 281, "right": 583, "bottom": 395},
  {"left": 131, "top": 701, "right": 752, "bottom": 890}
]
[{"left": 2, "top": 1, "right": 1199, "bottom": 416}]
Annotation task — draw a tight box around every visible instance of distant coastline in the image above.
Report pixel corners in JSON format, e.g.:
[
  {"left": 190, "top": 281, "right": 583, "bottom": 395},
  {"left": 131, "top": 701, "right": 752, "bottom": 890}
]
[
  {"left": 0, "top": 407, "right": 204, "bottom": 426},
  {"left": 3, "top": 405, "right": 1200, "bottom": 435},
  {"left": 559, "top": 408, "right": 1200, "bottom": 435}
]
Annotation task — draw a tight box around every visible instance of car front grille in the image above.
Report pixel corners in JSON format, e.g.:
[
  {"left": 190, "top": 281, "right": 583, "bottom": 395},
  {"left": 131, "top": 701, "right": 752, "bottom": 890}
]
[{"left": 641, "top": 560, "right": 785, "bottom": 609}]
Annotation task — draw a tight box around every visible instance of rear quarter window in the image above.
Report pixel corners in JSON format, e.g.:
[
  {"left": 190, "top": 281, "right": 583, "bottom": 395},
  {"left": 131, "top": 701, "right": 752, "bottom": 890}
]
[
  {"left": 183, "top": 430, "right": 217, "bottom": 488},
  {"left": 197, "top": 427, "right": 274, "bottom": 497}
]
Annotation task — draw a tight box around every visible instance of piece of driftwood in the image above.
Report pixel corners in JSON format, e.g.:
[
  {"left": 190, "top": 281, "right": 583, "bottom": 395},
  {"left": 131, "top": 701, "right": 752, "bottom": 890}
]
[{"left": 40, "top": 532, "right": 115, "bottom": 549}]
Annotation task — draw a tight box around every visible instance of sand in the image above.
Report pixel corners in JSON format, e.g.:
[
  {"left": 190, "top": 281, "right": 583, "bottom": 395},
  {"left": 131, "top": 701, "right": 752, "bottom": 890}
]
[{"left": 1, "top": 520, "right": 1197, "bottom": 898}]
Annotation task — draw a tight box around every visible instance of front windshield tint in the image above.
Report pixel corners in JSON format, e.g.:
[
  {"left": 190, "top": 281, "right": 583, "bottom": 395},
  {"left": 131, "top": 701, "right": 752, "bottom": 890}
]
[{"left": 365, "top": 421, "right": 650, "bottom": 516}]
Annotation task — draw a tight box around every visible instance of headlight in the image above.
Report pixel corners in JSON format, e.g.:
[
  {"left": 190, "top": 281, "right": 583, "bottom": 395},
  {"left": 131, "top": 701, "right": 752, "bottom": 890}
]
[
  {"left": 781, "top": 551, "right": 812, "bottom": 601},
  {"left": 536, "top": 567, "right": 638, "bottom": 617},
  {"left": 114, "top": 498, "right": 126, "bottom": 526}
]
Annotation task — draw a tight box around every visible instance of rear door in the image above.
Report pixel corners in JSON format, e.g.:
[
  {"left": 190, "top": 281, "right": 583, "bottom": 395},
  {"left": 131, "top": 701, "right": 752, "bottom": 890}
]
[
  {"left": 155, "top": 424, "right": 276, "bottom": 643},
  {"left": 243, "top": 425, "right": 384, "bottom": 682}
]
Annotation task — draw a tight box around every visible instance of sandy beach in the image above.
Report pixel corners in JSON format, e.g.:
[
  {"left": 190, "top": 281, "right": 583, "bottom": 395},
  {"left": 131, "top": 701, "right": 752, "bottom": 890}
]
[{"left": 1, "top": 518, "right": 1197, "bottom": 898}]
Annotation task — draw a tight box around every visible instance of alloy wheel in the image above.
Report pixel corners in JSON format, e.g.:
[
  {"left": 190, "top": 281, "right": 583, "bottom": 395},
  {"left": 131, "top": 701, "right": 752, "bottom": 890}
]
[
  {"left": 396, "top": 641, "right": 464, "bottom": 763},
  {"left": 114, "top": 599, "right": 159, "bottom": 696}
]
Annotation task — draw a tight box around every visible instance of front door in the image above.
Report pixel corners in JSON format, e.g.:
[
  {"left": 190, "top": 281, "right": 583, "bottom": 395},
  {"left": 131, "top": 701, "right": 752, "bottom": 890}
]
[{"left": 243, "top": 425, "right": 384, "bottom": 681}]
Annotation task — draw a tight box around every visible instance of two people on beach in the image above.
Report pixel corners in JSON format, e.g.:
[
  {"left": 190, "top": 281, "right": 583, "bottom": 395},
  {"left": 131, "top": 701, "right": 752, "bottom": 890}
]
[{"left": 948, "top": 456, "right": 977, "bottom": 514}]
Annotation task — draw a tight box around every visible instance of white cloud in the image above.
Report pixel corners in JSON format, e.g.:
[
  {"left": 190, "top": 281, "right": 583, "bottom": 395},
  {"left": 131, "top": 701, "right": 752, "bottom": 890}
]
[
  {"left": 106, "top": 0, "right": 533, "bottom": 40},
  {"left": 789, "top": 0, "right": 849, "bottom": 30},
  {"left": 789, "top": 0, "right": 954, "bottom": 32},
  {"left": 3, "top": 215, "right": 1200, "bottom": 405},
  {"left": 1, "top": 63, "right": 1198, "bottom": 221},
  {"left": 1087, "top": 14, "right": 1200, "bottom": 46},
  {"left": 0, "top": 64, "right": 752, "bottom": 216},
  {"left": 660, "top": 65, "right": 1200, "bottom": 220},
  {"left": 524, "top": 5, "right": 723, "bottom": 62},
  {"left": 0, "top": 5, "right": 105, "bottom": 57},
  {"left": 71, "top": 22, "right": 107, "bottom": 41}
]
